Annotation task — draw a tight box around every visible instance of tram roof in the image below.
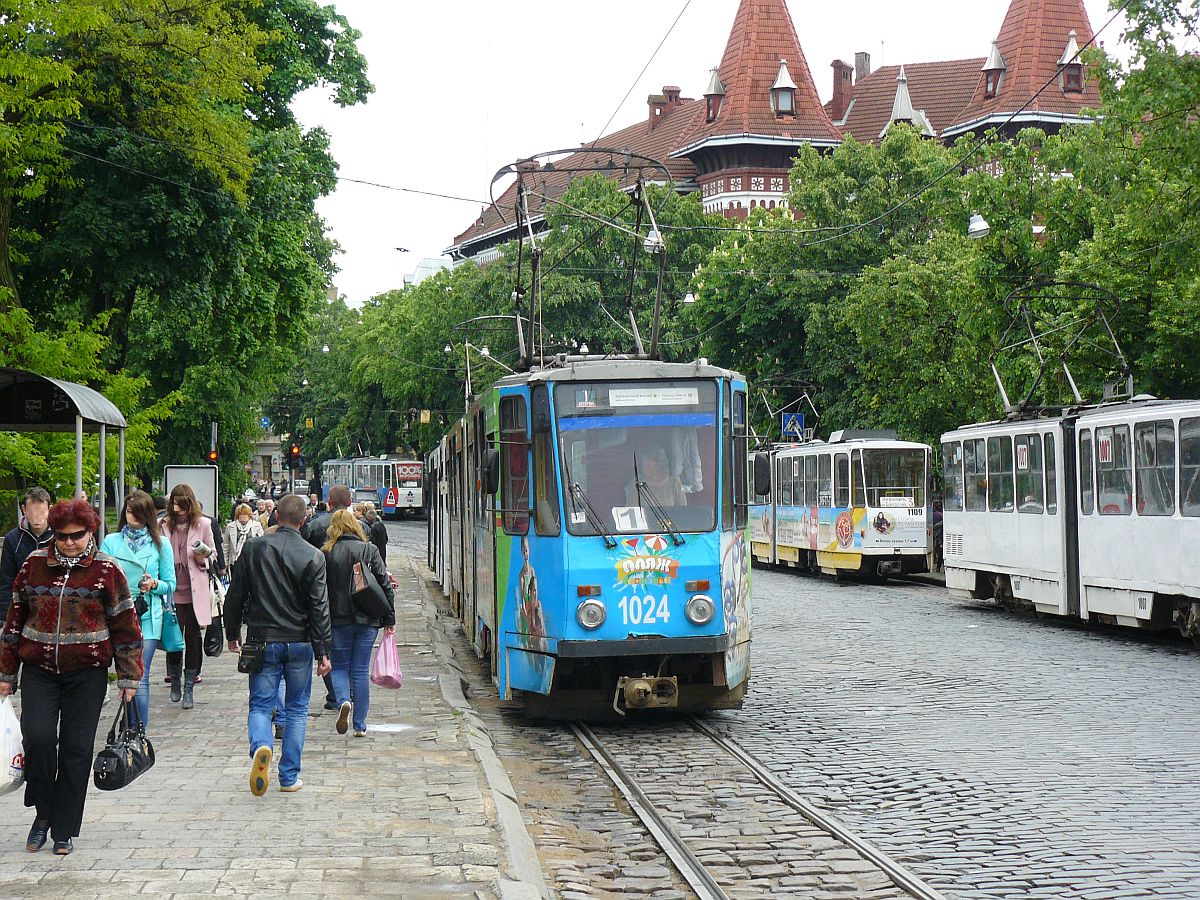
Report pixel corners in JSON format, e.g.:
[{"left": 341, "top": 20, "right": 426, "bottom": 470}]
[
  {"left": 941, "top": 395, "right": 1200, "bottom": 436},
  {"left": 493, "top": 358, "right": 742, "bottom": 387},
  {"left": 0, "top": 366, "right": 127, "bottom": 432}
]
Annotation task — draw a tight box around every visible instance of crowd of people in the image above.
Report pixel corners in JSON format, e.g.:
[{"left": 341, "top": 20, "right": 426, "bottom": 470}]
[{"left": 0, "top": 481, "right": 395, "bottom": 854}]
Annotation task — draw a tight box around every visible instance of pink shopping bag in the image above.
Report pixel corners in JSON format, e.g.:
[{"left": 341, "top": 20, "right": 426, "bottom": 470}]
[{"left": 370, "top": 631, "right": 403, "bottom": 689}]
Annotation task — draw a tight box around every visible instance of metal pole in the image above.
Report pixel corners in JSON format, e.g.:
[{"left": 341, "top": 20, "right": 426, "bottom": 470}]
[
  {"left": 75, "top": 415, "right": 84, "bottom": 499},
  {"left": 98, "top": 425, "right": 107, "bottom": 539},
  {"left": 118, "top": 429, "right": 126, "bottom": 515}
]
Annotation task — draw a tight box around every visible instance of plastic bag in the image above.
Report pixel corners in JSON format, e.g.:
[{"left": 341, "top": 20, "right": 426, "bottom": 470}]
[
  {"left": 369, "top": 632, "right": 402, "bottom": 689},
  {"left": 1, "top": 696, "right": 24, "bottom": 796}
]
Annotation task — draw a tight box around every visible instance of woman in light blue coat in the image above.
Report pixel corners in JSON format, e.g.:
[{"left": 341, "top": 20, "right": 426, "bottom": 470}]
[{"left": 101, "top": 490, "right": 175, "bottom": 726}]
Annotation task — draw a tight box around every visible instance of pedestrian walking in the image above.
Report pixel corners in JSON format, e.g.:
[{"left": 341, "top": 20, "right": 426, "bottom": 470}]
[
  {"left": 0, "top": 487, "right": 54, "bottom": 622},
  {"left": 222, "top": 503, "right": 263, "bottom": 572},
  {"left": 321, "top": 510, "right": 395, "bottom": 737},
  {"left": 160, "top": 484, "right": 216, "bottom": 710},
  {"left": 0, "top": 498, "right": 142, "bottom": 855},
  {"left": 99, "top": 491, "right": 176, "bottom": 727},
  {"left": 302, "top": 484, "right": 352, "bottom": 709},
  {"left": 360, "top": 501, "right": 389, "bottom": 563},
  {"left": 225, "top": 494, "right": 331, "bottom": 795}
]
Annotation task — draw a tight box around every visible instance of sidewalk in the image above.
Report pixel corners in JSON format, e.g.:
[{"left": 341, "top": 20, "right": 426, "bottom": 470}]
[{"left": 0, "top": 554, "right": 546, "bottom": 899}]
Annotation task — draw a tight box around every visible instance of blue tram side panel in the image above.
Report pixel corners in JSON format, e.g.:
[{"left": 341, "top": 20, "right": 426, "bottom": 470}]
[{"left": 432, "top": 359, "right": 752, "bottom": 715}]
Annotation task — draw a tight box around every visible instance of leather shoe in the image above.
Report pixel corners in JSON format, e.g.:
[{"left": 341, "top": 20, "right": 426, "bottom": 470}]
[
  {"left": 53, "top": 838, "right": 73, "bottom": 855},
  {"left": 26, "top": 819, "right": 49, "bottom": 852}
]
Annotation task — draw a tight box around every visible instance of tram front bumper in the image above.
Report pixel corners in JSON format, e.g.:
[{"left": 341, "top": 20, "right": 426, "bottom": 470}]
[{"left": 556, "top": 634, "right": 729, "bottom": 657}]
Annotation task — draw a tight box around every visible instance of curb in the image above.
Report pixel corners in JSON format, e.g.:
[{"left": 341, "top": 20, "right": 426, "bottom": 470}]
[{"left": 407, "top": 560, "right": 551, "bottom": 900}]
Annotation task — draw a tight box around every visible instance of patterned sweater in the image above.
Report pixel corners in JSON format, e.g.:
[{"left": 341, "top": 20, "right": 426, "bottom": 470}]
[{"left": 0, "top": 544, "right": 144, "bottom": 689}]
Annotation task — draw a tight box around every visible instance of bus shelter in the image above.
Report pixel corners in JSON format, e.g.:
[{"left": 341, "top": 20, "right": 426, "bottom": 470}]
[{"left": 0, "top": 366, "right": 129, "bottom": 538}]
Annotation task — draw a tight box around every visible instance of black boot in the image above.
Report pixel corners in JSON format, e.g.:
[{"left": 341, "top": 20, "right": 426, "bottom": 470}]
[
  {"left": 168, "top": 662, "right": 182, "bottom": 703},
  {"left": 182, "top": 669, "right": 197, "bottom": 710}
]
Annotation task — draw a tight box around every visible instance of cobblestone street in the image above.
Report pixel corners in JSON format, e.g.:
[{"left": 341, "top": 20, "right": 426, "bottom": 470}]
[{"left": 711, "top": 566, "right": 1200, "bottom": 899}]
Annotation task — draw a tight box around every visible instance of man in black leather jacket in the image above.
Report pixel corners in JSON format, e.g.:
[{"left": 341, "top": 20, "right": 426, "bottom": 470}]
[{"left": 225, "top": 494, "right": 331, "bottom": 796}]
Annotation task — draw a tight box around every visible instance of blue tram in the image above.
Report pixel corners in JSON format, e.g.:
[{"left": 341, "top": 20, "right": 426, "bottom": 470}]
[{"left": 426, "top": 358, "right": 753, "bottom": 715}]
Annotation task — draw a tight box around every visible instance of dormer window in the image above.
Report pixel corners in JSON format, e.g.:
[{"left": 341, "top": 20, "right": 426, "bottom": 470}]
[
  {"left": 704, "top": 67, "right": 725, "bottom": 123},
  {"left": 1059, "top": 30, "right": 1084, "bottom": 93},
  {"left": 982, "top": 40, "right": 1007, "bottom": 99},
  {"left": 770, "top": 59, "right": 797, "bottom": 118}
]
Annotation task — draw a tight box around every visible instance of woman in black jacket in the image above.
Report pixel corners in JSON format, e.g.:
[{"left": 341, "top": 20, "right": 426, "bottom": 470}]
[{"left": 321, "top": 509, "right": 395, "bottom": 736}]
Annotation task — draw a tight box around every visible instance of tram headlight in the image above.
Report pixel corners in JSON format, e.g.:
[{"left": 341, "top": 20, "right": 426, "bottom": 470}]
[
  {"left": 576, "top": 598, "right": 606, "bottom": 630},
  {"left": 685, "top": 594, "right": 716, "bottom": 625}
]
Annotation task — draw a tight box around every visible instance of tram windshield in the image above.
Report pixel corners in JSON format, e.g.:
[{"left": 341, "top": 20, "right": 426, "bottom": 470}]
[
  {"left": 555, "top": 380, "right": 718, "bottom": 535},
  {"left": 862, "top": 449, "right": 926, "bottom": 509}
]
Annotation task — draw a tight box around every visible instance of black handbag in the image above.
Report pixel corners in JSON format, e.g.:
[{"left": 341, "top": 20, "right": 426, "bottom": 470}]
[
  {"left": 350, "top": 558, "right": 390, "bottom": 619},
  {"left": 204, "top": 617, "right": 224, "bottom": 657},
  {"left": 237, "top": 639, "right": 266, "bottom": 674},
  {"left": 93, "top": 701, "right": 155, "bottom": 791}
]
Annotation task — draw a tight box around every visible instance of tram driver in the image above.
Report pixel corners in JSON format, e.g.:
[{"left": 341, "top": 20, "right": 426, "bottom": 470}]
[{"left": 626, "top": 446, "right": 687, "bottom": 507}]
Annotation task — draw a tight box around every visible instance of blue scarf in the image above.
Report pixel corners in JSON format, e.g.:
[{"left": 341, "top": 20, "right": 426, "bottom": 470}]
[{"left": 121, "top": 524, "right": 152, "bottom": 555}]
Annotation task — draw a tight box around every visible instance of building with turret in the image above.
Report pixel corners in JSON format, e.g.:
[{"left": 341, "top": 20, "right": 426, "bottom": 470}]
[{"left": 447, "top": 0, "right": 1102, "bottom": 262}]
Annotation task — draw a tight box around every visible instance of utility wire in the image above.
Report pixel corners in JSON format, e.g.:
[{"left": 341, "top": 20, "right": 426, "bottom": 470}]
[{"left": 593, "top": 0, "right": 693, "bottom": 142}]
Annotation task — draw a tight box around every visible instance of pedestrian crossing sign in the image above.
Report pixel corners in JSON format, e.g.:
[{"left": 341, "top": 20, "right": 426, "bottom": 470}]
[{"left": 781, "top": 413, "right": 805, "bottom": 440}]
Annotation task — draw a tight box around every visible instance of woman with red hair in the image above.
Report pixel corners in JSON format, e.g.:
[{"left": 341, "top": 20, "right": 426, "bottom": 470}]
[{"left": 0, "top": 498, "right": 143, "bottom": 855}]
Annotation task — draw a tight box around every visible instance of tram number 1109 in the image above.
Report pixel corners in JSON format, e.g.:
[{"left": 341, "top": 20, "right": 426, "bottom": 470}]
[{"left": 617, "top": 595, "right": 671, "bottom": 625}]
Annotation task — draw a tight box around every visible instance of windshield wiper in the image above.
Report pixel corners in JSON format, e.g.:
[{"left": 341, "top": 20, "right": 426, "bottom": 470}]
[
  {"left": 633, "top": 456, "right": 686, "bottom": 546},
  {"left": 565, "top": 464, "right": 617, "bottom": 548}
]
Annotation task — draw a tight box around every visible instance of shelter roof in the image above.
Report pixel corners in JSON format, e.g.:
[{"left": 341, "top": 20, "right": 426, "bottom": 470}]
[{"left": 0, "top": 367, "right": 127, "bottom": 432}]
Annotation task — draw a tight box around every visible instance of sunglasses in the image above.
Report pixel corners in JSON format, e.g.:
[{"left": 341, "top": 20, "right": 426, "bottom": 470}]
[{"left": 54, "top": 529, "right": 88, "bottom": 542}]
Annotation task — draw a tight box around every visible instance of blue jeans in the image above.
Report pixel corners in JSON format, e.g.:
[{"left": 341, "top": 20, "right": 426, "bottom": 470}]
[
  {"left": 248, "top": 642, "right": 313, "bottom": 787},
  {"left": 134, "top": 638, "right": 159, "bottom": 727},
  {"left": 331, "top": 624, "right": 377, "bottom": 733}
]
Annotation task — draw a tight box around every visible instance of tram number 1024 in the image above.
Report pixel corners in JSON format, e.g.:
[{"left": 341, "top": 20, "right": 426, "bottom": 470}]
[{"left": 617, "top": 594, "right": 671, "bottom": 625}]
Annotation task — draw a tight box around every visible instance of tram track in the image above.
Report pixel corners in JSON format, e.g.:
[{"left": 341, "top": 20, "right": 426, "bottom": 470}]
[{"left": 572, "top": 717, "right": 947, "bottom": 900}]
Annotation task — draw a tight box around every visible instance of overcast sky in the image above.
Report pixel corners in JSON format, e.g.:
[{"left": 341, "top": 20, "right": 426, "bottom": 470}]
[{"left": 290, "top": 0, "right": 1124, "bottom": 307}]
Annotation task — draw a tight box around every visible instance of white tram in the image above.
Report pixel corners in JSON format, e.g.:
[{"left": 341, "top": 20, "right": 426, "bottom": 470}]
[
  {"left": 941, "top": 397, "right": 1200, "bottom": 641},
  {"left": 750, "top": 430, "right": 934, "bottom": 578}
]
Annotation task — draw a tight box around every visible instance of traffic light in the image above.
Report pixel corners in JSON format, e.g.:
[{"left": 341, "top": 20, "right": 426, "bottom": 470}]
[
  {"left": 289, "top": 443, "right": 301, "bottom": 468},
  {"left": 207, "top": 449, "right": 218, "bottom": 464}
]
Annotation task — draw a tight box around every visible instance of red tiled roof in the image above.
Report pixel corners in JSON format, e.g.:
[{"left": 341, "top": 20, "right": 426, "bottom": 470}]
[
  {"left": 449, "top": 102, "right": 701, "bottom": 254},
  {"left": 674, "top": 0, "right": 842, "bottom": 152},
  {"left": 834, "top": 59, "right": 985, "bottom": 143},
  {"left": 946, "top": 0, "right": 1101, "bottom": 134}
]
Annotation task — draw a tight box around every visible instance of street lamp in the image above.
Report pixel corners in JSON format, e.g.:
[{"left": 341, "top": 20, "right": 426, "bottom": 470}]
[
  {"left": 683, "top": 292, "right": 696, "bottom": 305},
  {"left": 321, "top": 344, "right": 330, "bottom": 353},
  {"left": 301, "top": 378, "right": 309, "bottom": 387},
  {"left": 967, "top": 212, "right": 991, "bottom": 240}
]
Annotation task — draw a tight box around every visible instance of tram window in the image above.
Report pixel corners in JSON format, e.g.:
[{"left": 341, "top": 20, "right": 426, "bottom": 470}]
[
  {"left": 780, "top": 458, "right": 792, "bottom": 505},
  {"left": 835, "top": 454, "right": 850, "bottom": 508},
  {"left": 1095, "top": 425, "right": 1132, "bottom": 515},
  {"left": 792, "top": 458, "right": 803, "bottom": 506},
  {"left": 987, "top": 436, "right": 1014, "bottom": 512},
  {"left": 531, "top": 386, "right": 561, "bottom": 536},
  {"left": 852, "top": 450, "right": 866, "bottom": 507},
  {"left": 818, "top": 454, "right": 832, "bottom": 508},
  {"left": 734, "top": 390, "right": 748, "bottom": 529},
  {"left": 722, "top": 382, "right": 734, "bottom": 530},
  {"left": 804, "top": 455, "right": 817, "bottom": 507},
  {"left": 963, "top": 439, "right": 986, "bottom": 511},
  {"left": 1181, "top": 418, "right": 1200, "bottom": 517},
  {"left": 1015, "top": 434, "right": 1044, "bottom": 514},
  {"left": 499, "top": 396, "right": 530, "bottom": 535},
  {"left": 941, "top": 442, "right": 964, "bottom": 511},
  {"left": 1079, "top": 430, "right": 1094, "bottom": 514},
  {"left": 1044, "top": 434, "right": 1057, "bottom": 514},
  {"left": 1135, "top": 420, "right": 1175, "bottom": 516}
]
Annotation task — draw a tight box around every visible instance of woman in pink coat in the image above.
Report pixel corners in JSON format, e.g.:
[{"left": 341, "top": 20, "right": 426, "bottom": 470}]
[{"left": 161, "top": 484, "right": 214, "bottom": 710}]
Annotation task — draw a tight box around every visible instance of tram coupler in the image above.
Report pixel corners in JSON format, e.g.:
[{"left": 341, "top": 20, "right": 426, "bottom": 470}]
[{"left": 612, "top": 675, "right": 679, "bottom": 715}]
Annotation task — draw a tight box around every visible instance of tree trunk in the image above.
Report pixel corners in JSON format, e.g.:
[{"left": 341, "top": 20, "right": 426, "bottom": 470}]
[{"left": 0, "top": 183, "right": 21, "bottom": 311}]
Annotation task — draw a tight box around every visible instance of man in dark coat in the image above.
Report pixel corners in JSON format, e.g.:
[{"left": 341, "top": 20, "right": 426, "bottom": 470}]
[{"left": 0, "top": 487, "right": 53, "bottom": 621}]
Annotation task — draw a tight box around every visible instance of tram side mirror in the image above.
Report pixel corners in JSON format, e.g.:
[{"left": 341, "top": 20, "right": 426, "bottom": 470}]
[
  {"left": 481, "top": 448, "right": 500, "bottom": 495},
  {"left": 752, "top": 452, "right": 772, "bottom": 497}
]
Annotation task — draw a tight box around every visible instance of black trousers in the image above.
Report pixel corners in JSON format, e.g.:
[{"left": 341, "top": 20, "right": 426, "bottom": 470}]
[
  {"left": 20, "top": 666, "right": 108, "bottom": 841},
  {"left": 165, "top": 602, "right": 203, "bottom": 671}
]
